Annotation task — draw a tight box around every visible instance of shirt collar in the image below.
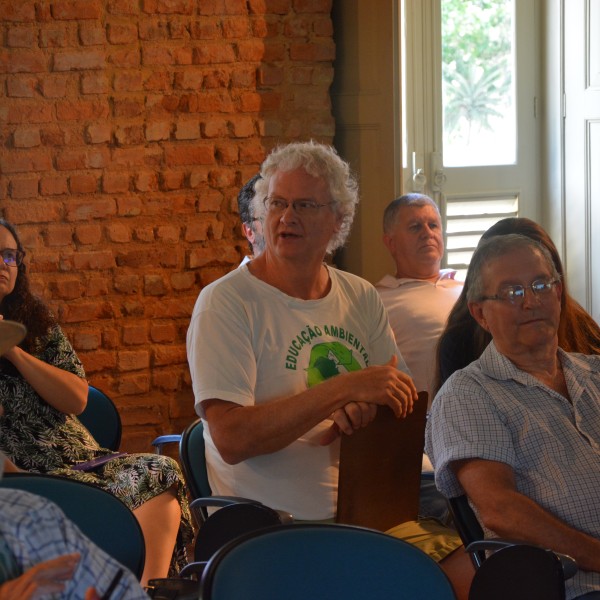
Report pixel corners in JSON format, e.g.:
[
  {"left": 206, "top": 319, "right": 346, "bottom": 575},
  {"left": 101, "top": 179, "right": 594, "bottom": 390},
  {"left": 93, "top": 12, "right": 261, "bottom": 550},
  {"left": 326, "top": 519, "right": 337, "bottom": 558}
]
[{"left": 376, "top": 269, "right": 457, "bottom": 289}]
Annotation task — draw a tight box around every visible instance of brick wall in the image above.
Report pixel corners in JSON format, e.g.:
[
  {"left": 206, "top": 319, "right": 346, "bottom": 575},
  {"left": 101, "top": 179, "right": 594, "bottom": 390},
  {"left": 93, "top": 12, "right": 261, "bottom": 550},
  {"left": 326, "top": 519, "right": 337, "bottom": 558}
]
[{"left": 0, "top": 0, "right": 335, "bottom": 451}]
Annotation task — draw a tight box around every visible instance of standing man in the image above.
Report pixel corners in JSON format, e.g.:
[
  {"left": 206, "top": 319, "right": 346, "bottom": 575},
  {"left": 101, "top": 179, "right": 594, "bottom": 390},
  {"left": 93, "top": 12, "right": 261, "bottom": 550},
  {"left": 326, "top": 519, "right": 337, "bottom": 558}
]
[
  {"left": 427, "top": 234, "right": 600, "bottom": 600},
  {"left": 237, "top": 173, "right": 264, "bottom": 266},
  {"left": 376, "top": 193, "right": 463, "bottom": 399},
  {"left": 187, "top": 142, "right": 470, "bottom": 596}
]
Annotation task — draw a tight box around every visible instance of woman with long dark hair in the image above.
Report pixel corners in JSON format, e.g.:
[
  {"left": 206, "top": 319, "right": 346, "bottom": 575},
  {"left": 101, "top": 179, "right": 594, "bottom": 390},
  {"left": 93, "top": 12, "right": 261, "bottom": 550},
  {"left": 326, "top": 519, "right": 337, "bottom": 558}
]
[{"left": 0, "top": 219, "right": 192, "bottom": 587}]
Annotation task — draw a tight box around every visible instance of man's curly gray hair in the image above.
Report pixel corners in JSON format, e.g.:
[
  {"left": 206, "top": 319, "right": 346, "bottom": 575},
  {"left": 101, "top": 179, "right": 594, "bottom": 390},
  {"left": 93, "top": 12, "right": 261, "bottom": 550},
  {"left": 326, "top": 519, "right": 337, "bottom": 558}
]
[{"left": 252, "top": 141, "right": 359, "bottom": 254}]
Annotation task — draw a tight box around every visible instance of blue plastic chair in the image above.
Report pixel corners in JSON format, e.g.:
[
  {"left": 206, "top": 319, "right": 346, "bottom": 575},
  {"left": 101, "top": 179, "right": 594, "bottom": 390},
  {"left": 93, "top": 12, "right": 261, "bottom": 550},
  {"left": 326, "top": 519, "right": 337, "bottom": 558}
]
[
  {"left": 0, "top": 473, "right": 145, "bottom": 579},
  {"left": 78, "top": 385, "right": 122, "bottom": 451},
  {"left": 201, "top": 523, "right": 456, "bottom": 600}
]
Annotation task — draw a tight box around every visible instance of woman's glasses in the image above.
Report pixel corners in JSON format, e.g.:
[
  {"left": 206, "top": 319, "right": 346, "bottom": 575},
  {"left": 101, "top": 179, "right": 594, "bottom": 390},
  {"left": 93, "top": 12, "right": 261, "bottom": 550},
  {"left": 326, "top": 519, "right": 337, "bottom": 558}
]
[{"left": 0, "top": 248, "right": 24, "bottom": 267}]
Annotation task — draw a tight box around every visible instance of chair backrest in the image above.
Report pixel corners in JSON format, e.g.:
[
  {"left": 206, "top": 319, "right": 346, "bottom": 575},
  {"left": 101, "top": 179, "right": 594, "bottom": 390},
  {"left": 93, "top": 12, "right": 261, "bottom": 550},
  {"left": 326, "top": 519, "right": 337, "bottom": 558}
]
[
  {"left": 468, "top": 544, "right": 567, "bottom": 600},
  {"left": 78, "top": 386, "right": 122, "bottom": 451},
  {"left": 193, "top": 502, "right": 284, "bottom": 563},
  {"left": 201, "top": 523, "right": 456, "bottom": 600},
  {"left": 447, "top": 495, "right": 486, "bottom": 567},
  {"left": 179, "top": 418, "right": 211, "bottom": 500},
  {"left": 0, "top": 473, "right": 145, "bottom": 579},
  {"left": 336, "top": 391, "right": 428, "bottom": 531}
]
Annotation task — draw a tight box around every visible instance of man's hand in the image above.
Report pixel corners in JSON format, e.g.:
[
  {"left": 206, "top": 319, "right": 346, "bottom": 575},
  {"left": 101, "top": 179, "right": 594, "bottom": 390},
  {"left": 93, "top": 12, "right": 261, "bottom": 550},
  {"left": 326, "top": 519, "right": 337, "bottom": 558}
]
[
  {"left": 319, "top": 355, "right": 417, "bottom": 445},
  {"left": 0, "top": 553, "right": 80, "bottom": 600}
]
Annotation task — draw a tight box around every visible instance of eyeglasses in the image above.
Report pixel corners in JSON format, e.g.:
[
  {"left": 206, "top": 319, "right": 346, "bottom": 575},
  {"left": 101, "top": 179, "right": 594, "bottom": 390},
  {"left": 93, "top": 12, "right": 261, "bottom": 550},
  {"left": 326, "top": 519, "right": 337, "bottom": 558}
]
[
  {"left": 479, "top": 279, "right": 560, "bottom": 305},
  {"left": 263, "top": 197, "right": 336, "bottom": 217},
  {"left": 0, "top": 248, "right": 24, "bottom": 268}
]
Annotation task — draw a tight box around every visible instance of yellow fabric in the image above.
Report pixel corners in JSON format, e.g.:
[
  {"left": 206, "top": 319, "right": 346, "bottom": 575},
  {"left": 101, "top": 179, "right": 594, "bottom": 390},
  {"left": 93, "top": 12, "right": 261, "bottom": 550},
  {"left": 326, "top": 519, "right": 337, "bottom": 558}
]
[{"left": 385, "top": 518, "right": 463, "bottom": 562}]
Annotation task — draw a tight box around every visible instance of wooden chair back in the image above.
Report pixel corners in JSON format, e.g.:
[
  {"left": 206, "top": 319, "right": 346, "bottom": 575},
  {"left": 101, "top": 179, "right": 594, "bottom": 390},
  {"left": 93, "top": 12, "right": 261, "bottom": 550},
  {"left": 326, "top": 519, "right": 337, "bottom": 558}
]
[{"left": 336, "top": 391, "right": 428, "bottom": 531}]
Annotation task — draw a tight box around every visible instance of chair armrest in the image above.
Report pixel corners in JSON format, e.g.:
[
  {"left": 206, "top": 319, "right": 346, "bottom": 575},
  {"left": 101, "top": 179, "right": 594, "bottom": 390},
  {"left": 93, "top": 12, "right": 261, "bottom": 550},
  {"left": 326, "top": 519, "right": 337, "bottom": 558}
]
[
  {"left": 151, "top": 434, "right": 182, "bottom": 454},
  {"left": 467, "top": 540, "right": 578, "bottom": 580}
]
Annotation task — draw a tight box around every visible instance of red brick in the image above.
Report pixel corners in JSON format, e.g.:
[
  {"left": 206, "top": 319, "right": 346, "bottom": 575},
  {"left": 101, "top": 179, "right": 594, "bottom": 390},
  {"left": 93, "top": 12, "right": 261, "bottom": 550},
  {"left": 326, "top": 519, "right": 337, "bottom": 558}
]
[
  {"left": 113, "top": 98, "right": 144, "bottom": 118},
  {"left": 192, "top": 43, "right": 236, "bottom": 65},
  {"left": 222, "top": 16, "right": 250, "bottom": 38},
  {"left": 284, "top": 16, "right": 310, "bottom": 37},
  {"left": 134, "top": 171, "right": 158, "bottom": 192},
  {"left": 0, "top": 2, "right": 36, "bottom": 21},
  {"left": 86, "top": 122, "right": 112, "bottom": 143},
  {"left": 113, "top": 71, "right": 143, "bottom": 92},
  {"left": 73, "top": 250, "right": 115, "bottom": 269},
  {"left": 118, "top": 374, "right": 150, "bottom": 395},
  {"left": 6, "top": 76, "right": 37, "bottom": 98},
  {"left": 170, "top": 271, "right": 195, "bottom": 291},
  {"left": 160, "top": 171, "right": 185, "bottom": 190},
  {"left": 65, "top": 198, "right": 117, "bottom": 221},
  {"left": 107, "top": 22, "right": 139, "bottom": 44},
  {"left": 56, "top": 100, "right": 110, "bottom": 121},
  {"left": 13, "top": 128, "right": 41, "bottom": 148},
  {"left": 40, "top": 75, "right": 70, "bottom": 98},
  {"left": 142, "top": 0, "right": 194, "bottom": 15},
  {"left": 184, "top": 220, "right": 210, "bottom": 241},
  {"left": 122, "top": 324, "right": 148, "bottom": 345},
  {"left": 139, "top": 19, "right": 169, "bottom": 41},
  {"left": 118, "top": 350, "right": 150, "bottom": 371},
  {"left": 74, "top": 223, "right": 102, "bottom": 244},
  {"left": 174, "top": 119, "right": 200, "bottom": 140},
  {"left": 144, "top": 71, "right": 171, "bottom": 91},
  {"left": 80, "top": 350, "right": 117, "bottom": 373},
  {"left": 79, "top": 24, "right": 107, "bottom": 45},
  {"left": 197, "top": 91, "right": 234, "bottom": 112},
  {"left": 249, "top": 0, "right": 290, "bottom": 15},
  {"left": 7, "top": 27, "right": 36, "bottom": 48},
  {"left": 60, "top": 301, "right": 114, "bottom": 323},
  {"left": 69, "top": 174, "right": 98, "bottom": 193},
  {"left": 81, "top": 73, "right": 110, "bottom": 94},
  {"left": 45, "top": 224, "right": 74, "bottom": 245},
  {"left": 73, "top": 331, "right": 101, "bottom": 350},
  {"left": 54, "top": 50, "right": 106, "bottom": 71},
  {"left": 214, "top": 145, "right": 238, "bottom": 167},
  {"left": 150, "top": 321, "right": 178, "bottom": 343},
  {"left": 115, "top": 125, "right": 145, "bottom": 146},
  {"left": 40, "top": 25, "right": 77, "bottom": 48},
  {"left": 164, "top": 144, "right": 214, "bottom": 166},
  {"left": 145, "top": 121, "right": 171, "bottom": 142},
  {"left": 152, "top": 369, "right": 181, "bottom": 391},
  {"left": 290, "top": 40, "right": 335, "bottom": 61},
  {"left": 102, "top": 172, "right": 130, "bottom": 193},
  {"left": 10, "top": 177, "right": 38, "bottom": 199},
  {"left": 117, "top": 196, "right": 143, "bottom": 216},
  {"left": 152, "top": 345, "right": 186, "bottom": 367},
  {"left": 293, "top": 0, "right": 331, "bottom": 13},
  {"left": 51, "top": 1, "right": 103, "bottom": 20},
  {"left": 114, "top": 273, "right": 139, "bottom": 293},
  {"left": 107, "top": 0, "right": 139, "bottom": 16},
  {"left": 51, "top": 278, "right": 82, "bottom": 299},
  {"left": 40, "top": 176, "right": 69, "bottom": 196},
  {"left": 7, "top": 104, "right": 54, "bottom": 124},
  {"left": 144, "top": 274, "right": 168, "bottom": 295},
  {"left": 106, "top": 222, "right": 131, "bottom": 243},
  {"left": 0, "top": 49, "right": 46, "bottom": 73},
  {"left": 133, "top": 226, "right": 154, "bottom": 242},
  {"left": 107, "top": 48, "right": 141, "bottom": 67},
  {"left": 86, "top": 277, "right": 109, "bottom": 297},
  {"left": 258, "top": 64, "right": 284, "bottom": 86},
  {"left": 190, "top": 19, "right": 220, "bottom": 39},
  {"left": 0, "top": 150, "right": 53, "bottom": 174}
]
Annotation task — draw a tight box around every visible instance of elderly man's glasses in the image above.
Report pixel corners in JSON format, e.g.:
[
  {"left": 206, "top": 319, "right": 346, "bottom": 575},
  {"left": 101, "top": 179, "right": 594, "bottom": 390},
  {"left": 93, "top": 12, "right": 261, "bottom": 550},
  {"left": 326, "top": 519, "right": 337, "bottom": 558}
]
[
  {"left": 480, "top": 279, "right": 560, "bottom": 304},
  {"left": 263, "top": 197, "right": 336, "bottom": 217},
  {"left": 0, "top": 248, "right": 24, "bottom": 268}
]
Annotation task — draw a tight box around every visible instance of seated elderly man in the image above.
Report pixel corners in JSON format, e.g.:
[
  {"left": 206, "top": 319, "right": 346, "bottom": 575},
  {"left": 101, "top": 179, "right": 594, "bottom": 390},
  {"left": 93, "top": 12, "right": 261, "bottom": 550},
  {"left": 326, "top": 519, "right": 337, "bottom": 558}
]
[
  {"left": 377, "top": 193, "right": 463, "bottom": 523},
  {"left": 187, "top": 141, "right": 471, "bottom": 596},
  {"left": 426, "top": 233, "right": 600, "bottom": 600}
]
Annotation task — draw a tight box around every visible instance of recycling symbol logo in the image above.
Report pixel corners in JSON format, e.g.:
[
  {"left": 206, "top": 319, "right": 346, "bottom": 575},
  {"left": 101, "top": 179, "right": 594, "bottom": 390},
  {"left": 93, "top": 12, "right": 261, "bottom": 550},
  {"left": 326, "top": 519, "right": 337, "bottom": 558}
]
[{"left": 306, "top": 342, "right": 362, "bottom": 387}]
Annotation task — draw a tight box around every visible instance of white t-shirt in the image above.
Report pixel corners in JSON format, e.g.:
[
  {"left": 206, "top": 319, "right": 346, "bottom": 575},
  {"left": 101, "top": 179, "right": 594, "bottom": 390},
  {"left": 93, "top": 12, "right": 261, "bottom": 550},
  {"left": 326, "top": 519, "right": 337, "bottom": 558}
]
[
  {"left": 376, "top": 270, "right": 463, "bottom": 399},
  {"left": 187, "top": 265, "right": 409, "bottom": 520}
]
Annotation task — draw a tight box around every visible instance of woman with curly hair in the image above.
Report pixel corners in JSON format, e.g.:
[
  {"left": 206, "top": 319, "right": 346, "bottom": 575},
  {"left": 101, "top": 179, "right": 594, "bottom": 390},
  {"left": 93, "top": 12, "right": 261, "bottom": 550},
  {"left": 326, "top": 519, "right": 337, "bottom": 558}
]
[
  {"left": 434, "top": 217, "right": 600, "bottom": 394},
  {"left": 0, "top": 219, "right": 193, "bottom": 587}
]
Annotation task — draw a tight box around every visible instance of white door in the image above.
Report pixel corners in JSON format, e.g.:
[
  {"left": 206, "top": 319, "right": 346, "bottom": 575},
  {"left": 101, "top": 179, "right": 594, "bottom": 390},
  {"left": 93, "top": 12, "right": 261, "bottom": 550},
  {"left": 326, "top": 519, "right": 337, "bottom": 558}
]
[
  {"left": 401, "top": 0, "right": 540, "bottom": 277},
  {"left": 563, "top": 0, "right": 600, "bottom": 321}
]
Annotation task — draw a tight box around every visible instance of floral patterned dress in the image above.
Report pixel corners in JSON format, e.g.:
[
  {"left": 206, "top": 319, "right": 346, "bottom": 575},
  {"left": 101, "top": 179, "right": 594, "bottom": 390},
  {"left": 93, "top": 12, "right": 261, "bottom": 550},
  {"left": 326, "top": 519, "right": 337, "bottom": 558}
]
[{"left": 0, "top": 326, "right": 193, "bottom": 574}]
